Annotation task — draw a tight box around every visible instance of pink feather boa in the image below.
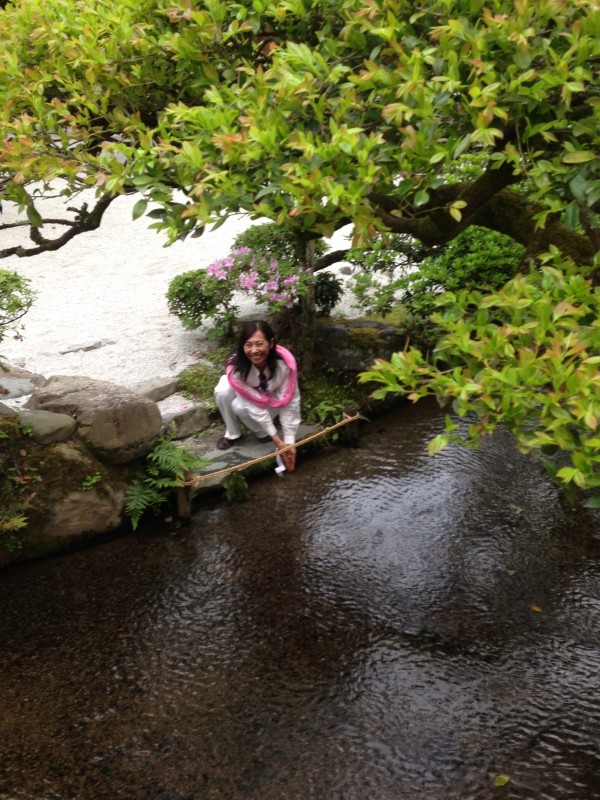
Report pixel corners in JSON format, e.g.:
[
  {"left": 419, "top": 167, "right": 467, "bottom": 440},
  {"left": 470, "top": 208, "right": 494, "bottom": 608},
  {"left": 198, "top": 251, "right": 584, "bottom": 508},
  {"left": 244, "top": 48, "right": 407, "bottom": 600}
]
[{"left": 226, "top": 344, "right": 297, "bottom": 409}]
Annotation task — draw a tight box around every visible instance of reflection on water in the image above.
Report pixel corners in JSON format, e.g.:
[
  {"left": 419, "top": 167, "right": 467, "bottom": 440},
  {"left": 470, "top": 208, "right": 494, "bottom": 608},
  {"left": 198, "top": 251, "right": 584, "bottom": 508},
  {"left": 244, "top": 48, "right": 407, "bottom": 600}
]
[{"left": 1, "top": 399, "right": 599, "bottom": 800}]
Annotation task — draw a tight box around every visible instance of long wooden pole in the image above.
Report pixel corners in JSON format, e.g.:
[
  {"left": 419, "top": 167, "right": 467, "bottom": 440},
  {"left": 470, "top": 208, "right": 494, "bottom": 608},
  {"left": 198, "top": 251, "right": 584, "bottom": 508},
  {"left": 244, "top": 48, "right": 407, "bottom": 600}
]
[{"left": 182, "top": 412, "right": 360, "bottom": 488}]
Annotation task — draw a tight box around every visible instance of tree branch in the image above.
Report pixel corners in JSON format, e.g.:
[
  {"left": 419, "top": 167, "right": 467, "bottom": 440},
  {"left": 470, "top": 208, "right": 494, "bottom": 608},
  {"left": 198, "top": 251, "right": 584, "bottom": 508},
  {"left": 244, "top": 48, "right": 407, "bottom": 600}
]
[
  {"left": 0, "top": 194, "right": 116, "bottom": 258},
  {"left": 370, "top": 170, "right": 594, "bottom": 266},
  {"left": 315, "top": 249, "right": 350, "bottom": 270}
]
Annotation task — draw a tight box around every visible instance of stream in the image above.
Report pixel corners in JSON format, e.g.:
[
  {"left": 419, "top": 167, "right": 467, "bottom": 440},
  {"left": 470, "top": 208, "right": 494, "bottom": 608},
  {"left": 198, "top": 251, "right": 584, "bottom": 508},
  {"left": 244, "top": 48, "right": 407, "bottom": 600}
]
[{"left": 1, "top": 399, "right": 599, "bottom": 800}]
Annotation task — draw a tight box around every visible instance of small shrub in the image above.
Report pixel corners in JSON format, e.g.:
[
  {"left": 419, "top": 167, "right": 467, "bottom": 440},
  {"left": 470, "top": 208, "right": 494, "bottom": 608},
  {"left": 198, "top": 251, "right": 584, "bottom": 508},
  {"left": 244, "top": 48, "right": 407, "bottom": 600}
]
[
  {"left": 399, "top": 226, "right": 526, "bottom": 316},
  {"left": 166, "top": 269, "right": 236, "bottom": 331},
  {"left": 301, "top": 369, "right": 366, "bottom": 425},
  {"left": 166, "top": 224, "right": 338, "bottom": 335},
  {"left": 231, "top": 222, "right": 327, "bottom": 265},
  {"left": 0, "top": 269, "right": 36, "bottom": 366},
  {"left": 314, "top": 271, "right": 344, "bottom": 316},
  {"left": 177, "top": 348, "right": 230, "bottom": 415}
]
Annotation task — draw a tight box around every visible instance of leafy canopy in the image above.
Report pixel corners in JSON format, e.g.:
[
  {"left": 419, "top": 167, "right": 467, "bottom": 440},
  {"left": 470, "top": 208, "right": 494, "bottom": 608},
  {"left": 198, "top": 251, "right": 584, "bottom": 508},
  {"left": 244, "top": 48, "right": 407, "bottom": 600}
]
[
  {"left": 361, "top": 251, "right": 600, "bottom": 499},
  {"left": 0, "top": 0, "right": 597, "bottom": 262}
]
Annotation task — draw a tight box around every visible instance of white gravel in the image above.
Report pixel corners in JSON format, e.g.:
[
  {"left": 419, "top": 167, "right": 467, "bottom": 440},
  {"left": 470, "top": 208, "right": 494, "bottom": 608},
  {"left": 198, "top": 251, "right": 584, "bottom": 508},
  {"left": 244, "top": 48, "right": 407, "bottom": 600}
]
[{"left": 1, "top": 191, "right": 357, "bottom": 389}]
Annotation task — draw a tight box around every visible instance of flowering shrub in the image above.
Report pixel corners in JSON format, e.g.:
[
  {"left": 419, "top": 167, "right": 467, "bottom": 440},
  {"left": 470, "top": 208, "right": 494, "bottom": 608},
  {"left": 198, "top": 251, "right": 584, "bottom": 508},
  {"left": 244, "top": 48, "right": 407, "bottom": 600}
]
[
  {"left": 207, "top": 247, "right": 307, "bottom": 310},
  {"left": 167, "top": 246, "right": 311, "bottom": 334}
]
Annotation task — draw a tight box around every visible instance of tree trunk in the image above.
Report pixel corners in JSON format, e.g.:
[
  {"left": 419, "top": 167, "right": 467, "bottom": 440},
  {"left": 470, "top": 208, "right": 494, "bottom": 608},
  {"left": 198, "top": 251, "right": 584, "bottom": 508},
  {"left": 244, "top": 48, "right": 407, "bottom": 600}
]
[{"left": 284, "top": 236, "right": 316, "bottom": 374}]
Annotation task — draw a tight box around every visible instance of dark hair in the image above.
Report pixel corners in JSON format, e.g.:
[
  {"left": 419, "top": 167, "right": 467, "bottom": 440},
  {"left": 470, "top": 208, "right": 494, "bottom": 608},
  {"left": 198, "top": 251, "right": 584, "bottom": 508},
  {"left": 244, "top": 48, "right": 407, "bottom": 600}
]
[{"left": 232, "top": 320, "right": 279, "bottom": 381}]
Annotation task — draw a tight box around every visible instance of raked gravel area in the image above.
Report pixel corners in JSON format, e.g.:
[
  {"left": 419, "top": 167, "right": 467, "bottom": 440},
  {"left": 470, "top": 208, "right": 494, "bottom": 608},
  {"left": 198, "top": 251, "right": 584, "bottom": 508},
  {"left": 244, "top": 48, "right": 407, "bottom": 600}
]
[{"left": 2, "top": 191, "right": 356, "bottom": 392}]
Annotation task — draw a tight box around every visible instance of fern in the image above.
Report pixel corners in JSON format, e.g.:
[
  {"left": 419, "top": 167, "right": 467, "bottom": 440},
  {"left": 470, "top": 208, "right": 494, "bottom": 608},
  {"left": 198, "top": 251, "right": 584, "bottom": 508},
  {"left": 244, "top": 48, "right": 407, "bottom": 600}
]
[
  {"left": 222, "top": 472, "right": 250, "bottom": 502},
  {"left": 125, "top": 439, "right": 208, "bottom": 530}
]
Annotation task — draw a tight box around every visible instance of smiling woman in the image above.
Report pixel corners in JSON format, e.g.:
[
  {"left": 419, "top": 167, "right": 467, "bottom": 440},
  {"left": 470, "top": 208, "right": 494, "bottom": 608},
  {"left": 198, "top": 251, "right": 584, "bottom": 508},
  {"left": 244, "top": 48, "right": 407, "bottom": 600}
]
[{"left": 213, "top": 320, "right": 301, "bottom": 472}]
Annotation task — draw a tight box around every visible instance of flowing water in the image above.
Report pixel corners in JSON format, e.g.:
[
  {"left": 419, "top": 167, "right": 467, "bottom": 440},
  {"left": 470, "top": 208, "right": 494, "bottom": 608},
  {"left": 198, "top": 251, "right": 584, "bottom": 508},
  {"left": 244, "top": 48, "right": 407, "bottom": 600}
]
[{"left": 1, "top": 400, "right": 599, "bottom": 800}]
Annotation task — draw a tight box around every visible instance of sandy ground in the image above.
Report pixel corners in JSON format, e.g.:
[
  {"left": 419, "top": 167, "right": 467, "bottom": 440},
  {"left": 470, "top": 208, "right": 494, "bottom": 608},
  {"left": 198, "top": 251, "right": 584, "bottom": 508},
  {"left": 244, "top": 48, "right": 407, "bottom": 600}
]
[{"left": 1, "top": 191, "right": 355, "bottom": 389}]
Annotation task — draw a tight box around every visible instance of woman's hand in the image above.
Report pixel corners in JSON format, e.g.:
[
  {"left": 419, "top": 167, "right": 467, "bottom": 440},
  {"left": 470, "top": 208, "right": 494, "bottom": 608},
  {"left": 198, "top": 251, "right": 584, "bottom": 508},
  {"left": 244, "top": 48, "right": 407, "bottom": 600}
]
[{"left": 273, "top": 436, "right": 297, "bottom": 472}]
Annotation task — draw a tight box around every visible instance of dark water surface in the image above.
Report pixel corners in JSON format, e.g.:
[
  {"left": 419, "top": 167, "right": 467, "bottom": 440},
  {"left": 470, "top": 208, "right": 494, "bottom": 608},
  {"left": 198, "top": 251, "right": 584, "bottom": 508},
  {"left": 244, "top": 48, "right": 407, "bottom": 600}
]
[{"left": 1, "top": 400, "right": 600, "bottom": 800}]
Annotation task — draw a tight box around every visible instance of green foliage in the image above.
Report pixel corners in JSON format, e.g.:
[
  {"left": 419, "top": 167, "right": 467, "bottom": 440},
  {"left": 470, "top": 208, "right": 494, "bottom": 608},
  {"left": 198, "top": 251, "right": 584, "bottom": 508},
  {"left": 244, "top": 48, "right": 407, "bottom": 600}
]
[
  {"left": 361, "top": 252, "right": 600, "bottom": 500},
  {"left": 81, "top": 472, "right": 102, "bottom": 491},
  {"left": 400, "top": 227, "right": 526, "bottom": 316},
  {"left": 177, "top": 349, "right": 230, "bottom": 414},
  {"left": 314, "top": 271, "right": 344, "bottom": 317},
  {"left": 301, "top": 368, "right": 365, "bottom": 425},
  {"left": 232, "top": 222, "right": 343, "bottom": 315},
  {"left": 166, "top": 269, "right": 237, "bottom": 332},
  {"left": 222, "top": 472, "right": 250, "bottom": 502},
  {"left": 2, "top": 0, "right": 595, "bottom": 264},
  {"left": 125, "top": 438, "right": 208, "bottom": 530},
  {"left": 0, "top": 269, "right": 35, "bottom": 329},
  {"left": 0, "top": 269, "right": 35, "bottom": 362},
  {"left": 348, "top": 227, "right": 524, "bottom": 318},
  {"left": 347, "top": 233, "right": 429, "bottom": 317},
  {"left": 167, "top": 223, "right": 342, "bottom": 334},
  {"left": 0, "top": 513, "right": 27, "bottom": 552},
  {"left": 232, "top": 222, "right": 327, "bottom": 265},
  {"left": 0, "top": 419, "right": 36, "bottom": 550}
]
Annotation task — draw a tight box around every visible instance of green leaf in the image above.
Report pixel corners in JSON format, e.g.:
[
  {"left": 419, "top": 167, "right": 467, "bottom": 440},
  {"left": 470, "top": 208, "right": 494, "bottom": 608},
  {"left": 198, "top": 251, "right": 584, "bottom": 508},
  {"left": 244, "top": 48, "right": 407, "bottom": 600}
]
[
  {"left": 414, "top": 189, "right": 430, "bottom": 207},
  {"left": 563, "top": 203, "right": 580, "bottom": 231},
  {"left": 427, "top": 434, "right": 449, "bottom": 455},
  {"left": 562, "top": 151, "right": 596, "bottom": 164},
  {"left": 26, "top": 205, "right": 43, "bottom": 227},
  {"left": 513, "top": 48, "right": 531, "bottom": 69},
  {"left": 429, "top": 151, "right": 446, "bottom": 165},
  {"left": 583, "top": 494, "right": 600, "bottom": 509},
  {"left": 569, "top": 173, "right": 588, "bottom": 202},
  {"left": 132, "top": 198, "right": 148, "bottom": 220},
  {"left": 494, "top": 774, "right": 511, "bottom": 787}
]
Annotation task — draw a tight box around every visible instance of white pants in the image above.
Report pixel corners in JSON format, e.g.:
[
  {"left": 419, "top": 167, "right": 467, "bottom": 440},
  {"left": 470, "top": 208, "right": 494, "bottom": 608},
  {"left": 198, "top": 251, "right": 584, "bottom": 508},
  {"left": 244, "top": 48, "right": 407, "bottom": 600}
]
[{"left": 214, "top": 375, "right": 282, "bottom": 441}]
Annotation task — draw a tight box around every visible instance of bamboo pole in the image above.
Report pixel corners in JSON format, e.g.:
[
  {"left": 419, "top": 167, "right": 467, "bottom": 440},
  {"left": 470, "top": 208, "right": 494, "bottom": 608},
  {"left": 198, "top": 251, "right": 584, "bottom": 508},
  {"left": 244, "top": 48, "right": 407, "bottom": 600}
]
[{"left": 182, "top": 412, "right": 360, "bottom": 489}]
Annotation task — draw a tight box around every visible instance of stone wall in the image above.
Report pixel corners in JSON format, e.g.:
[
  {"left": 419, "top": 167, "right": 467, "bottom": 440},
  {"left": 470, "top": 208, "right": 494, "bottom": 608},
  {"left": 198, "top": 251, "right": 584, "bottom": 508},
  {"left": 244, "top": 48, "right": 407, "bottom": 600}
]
[{"left": 0, "top": 370, "right": 210, "bottom": 568}]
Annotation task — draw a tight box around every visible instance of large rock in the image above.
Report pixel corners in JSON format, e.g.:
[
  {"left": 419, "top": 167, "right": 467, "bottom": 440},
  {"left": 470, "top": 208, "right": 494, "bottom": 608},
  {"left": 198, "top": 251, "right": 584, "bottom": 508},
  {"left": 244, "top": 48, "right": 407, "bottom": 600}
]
[
  {"left": 6, "top": 441, "right": 130, "bottom": 561},
  {"left": 45, "top": 485, "right": 126, "bottom": 540},
  {"left": 25, "top": 375, "right": 162, "bottom": 464},
  {"left": 17, "top": 409, "right": 77, "bottom": 445},
  {"left": 0, "top": 364, "right": 46, "bottom": 399},
  {"left": 162, "top": 404, "right": 210, "bottom": 439},
  {"left": 130, "top": 376, "right": 179, "bottom": 402},
  {"left": 0, "top": 401, "right": 18, "bottom": 418},
  {"left": 315, "top": 319, "right": 407, "bottom": 371}
]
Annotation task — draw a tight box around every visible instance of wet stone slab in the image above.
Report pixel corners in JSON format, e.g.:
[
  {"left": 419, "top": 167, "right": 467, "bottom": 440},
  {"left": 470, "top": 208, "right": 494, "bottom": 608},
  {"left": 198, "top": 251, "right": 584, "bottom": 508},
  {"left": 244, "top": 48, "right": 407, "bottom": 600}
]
[{"left": 179, "top": 422, "right": 320, "bottom": 495}]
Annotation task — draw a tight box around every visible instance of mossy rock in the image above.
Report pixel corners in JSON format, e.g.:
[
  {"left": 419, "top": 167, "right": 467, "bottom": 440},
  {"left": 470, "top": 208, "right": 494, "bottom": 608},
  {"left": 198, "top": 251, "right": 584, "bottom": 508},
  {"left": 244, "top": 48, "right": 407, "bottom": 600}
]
[
  {"left": 0, "top": 424, "right": 140, "bottom": 567},
  {"left": 315, "top": 318, "right": 407, "bottom": 372}
]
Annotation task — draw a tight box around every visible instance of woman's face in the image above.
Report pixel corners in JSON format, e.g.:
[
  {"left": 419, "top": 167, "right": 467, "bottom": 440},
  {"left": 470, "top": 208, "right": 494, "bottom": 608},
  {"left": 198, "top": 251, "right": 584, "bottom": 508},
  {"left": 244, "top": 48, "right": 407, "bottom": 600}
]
[{"left": 243, "top": 330, "right": 274, "bottom": 370}]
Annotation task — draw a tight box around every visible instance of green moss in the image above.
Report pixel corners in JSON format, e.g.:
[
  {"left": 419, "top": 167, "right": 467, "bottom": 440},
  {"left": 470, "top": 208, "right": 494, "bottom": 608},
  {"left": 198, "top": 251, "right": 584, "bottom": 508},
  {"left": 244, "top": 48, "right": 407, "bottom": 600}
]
[
  {"left": 177, "top": 347, "right": 230, "bottom": 416},
  {"left": 0, "top": 426, "right": 139, "bottom": 567},
  {"left": 366, "top": 303, "right": 411, "bottom": 328},
  {"left": 301, "top": 368, "right": 368, "bottom": 424},
  {"left": 347, "top": 325, "right": 386, "bottom": 349}
]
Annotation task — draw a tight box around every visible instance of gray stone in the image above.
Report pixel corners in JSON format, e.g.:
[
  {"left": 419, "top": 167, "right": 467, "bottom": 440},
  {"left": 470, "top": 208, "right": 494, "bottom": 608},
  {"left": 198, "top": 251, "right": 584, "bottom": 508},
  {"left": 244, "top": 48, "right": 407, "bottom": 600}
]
[
  {"left": 44, "top": 485, "right": 126, "bottom": 540},
  {"left": 59, "top": 339, "right": 116, "bottom": 354},
  {"left": 0, "top": 365, "right": 46, "bottom": 399},
  {"left": 162, "top": 405, "right": 210, "bottom": 439},
  {"left": 0, "top": 401, "right": 18, "bottom": 418},
  {"left": 0, "top": 377, "right": 38, "bottom": 399},
  {"left": 25, "top": 375, "right": 162, "bottom": 464},
  {"left": 315, "top": 319, "right": 406, "bottom": 371},
  {"left": 130, "top": 377, "right": 179, "bottom": 402},
  {"left": 17, "top": 409, "right": 77, "bottom": 444}
]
